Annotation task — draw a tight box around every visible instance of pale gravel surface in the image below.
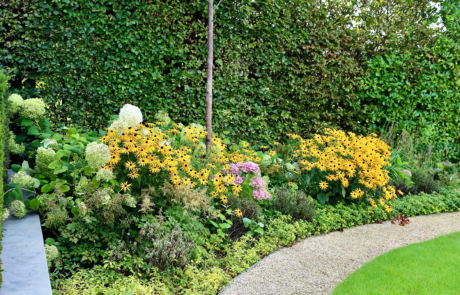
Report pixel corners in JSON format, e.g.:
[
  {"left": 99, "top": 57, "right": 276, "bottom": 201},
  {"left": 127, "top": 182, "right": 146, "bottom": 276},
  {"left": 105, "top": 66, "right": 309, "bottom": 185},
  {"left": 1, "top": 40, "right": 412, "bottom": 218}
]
[{"left": 220, "top": 212, "right": 460, "bottom": 295}]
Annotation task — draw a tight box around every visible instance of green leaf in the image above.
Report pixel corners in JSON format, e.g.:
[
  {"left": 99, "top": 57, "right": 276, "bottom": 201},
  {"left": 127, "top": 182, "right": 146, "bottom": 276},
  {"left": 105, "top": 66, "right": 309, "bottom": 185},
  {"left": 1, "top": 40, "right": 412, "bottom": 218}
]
[
  {"left": 223, "top": 138, "right": 230, "bottom": 145},
  {"left": 254, "top": 228, "right": 264, "bottom": 235},
  {"left": 21, "top": 118, "right": 34, "bottom": 126},
  {"left": 13, "top": 188, "right": 23, "bottom": 200},
  {"left": 41, "top": 184, "right": 54, "bottom": 193},
  {"left": 68, "top": 200, "right": 75, "bottom": 207},
  {"left": 48, "top": 160, "right": 62, "bottom": 169},
  {"left": 29, "top": 198, "right": 40, "bottom": 210},
  {"left": 54, "top": 166, "right": 68, "bottom": 174},
  {"left": 27, "top": 126, "right": 39, "bottom": 135},
  {"left": 11, "top": 164, "right": 21, "bottom": 172},
  {"left": 45, "top": 238, "right": 55, "bottom": 246},
  {"left": 22, "top": 161, "right": 29, "bottom": 170},
  {"left": 242, "top": 218, "right": 251, "bottom": 227},
  {"left": 317, "top": 193, "right": 329, "bottom": 205},
  {"left": 42, "top": 118, "right": 51, "bottom": 127},
  {"left": 342, "top": 187, "right": 346, "bottom": 198},
  {"left": 71, "top": 206, "right": 79, "bottom": 217},
  {"left": 60, "top": 185, "right": 70, "bottom": 192},
  {"left": 219, "top": 223, "right": 231, "bottom": 229},
  {"left": 54, "top": 150, "right": 71, "bottom": 159},
  {"left": 209, "top": 221, "right": 219, "bottom": 228}
]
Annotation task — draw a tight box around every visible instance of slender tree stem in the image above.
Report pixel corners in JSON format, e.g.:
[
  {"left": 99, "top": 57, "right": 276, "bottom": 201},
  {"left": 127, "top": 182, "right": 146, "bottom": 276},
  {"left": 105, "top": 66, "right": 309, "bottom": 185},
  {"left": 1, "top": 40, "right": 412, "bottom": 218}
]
[{"left": 205, "top": 0, "right": 214, "bottom": 152}]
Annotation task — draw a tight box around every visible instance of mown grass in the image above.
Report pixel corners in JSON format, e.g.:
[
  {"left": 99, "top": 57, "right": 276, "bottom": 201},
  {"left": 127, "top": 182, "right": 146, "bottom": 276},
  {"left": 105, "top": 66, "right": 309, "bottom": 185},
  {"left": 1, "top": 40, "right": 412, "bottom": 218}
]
[{"left": 334, "top": 231, "right": 460, "bottom": 295}]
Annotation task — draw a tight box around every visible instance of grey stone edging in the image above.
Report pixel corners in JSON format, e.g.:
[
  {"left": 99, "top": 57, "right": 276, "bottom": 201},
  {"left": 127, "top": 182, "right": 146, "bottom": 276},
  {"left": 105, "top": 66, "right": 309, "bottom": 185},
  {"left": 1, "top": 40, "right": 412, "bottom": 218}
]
[{"left": 0, "top": 170, "right": 52, "bottom": 295}]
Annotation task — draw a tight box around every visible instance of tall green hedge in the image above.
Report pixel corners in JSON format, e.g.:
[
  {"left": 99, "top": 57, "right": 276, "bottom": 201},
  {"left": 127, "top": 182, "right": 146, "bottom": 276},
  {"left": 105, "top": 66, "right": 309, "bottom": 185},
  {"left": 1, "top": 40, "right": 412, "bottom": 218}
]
[
  {"left": 0, "top": 68, "right": 9, "bottom": 285},
  {"left": 359, "top": 0, "right": 460, "bottom": 159},
  {"left": 0, "top": 0, "right": 450, "bottom": 145}
]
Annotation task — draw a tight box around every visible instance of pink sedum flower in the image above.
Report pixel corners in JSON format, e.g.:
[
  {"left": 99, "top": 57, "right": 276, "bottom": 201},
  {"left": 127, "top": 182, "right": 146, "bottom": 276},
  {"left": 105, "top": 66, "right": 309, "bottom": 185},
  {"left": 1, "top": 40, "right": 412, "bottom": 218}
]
[
  {"left": 242, "top": 162, "right": 260, "bottom": 175},
  {"left": 233, "top": 176, "right": 245, "bottom": 186},
  {"left": 253, "top": 188, "right": 271, "bottom": 200},
  {"left": 250, "top": 177, "right": 266, "bottom": 189}
]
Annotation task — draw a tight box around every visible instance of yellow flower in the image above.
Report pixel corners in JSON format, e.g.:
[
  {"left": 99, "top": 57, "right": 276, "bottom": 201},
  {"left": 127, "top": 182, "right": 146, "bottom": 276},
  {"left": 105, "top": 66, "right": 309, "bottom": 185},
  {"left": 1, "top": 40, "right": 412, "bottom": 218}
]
[
  {"left": 128, "top": 171, "right": 139, "bottom": 179},
  {"left": 288, "top": 182, "right": 294, "bottom": 186},
  {"left": 220, "top": 195, "right": 228, "bottom": 204},
  {"left": 233, "top": 185, "right": 242, "bottom": 195},
  {"left": 385, "top": 205, "right": 392, "bottom": 213},
  {"left": 379, "top": 198, "right": 385, "bottom": 206},
  {"left": 234, "top": 208, "right": 243, "bottom": 218},
  {"left": 120, "top": 182, "right": 132, "bottom": 192},
  {"left": 242, "top": 142, "right": 250, "bottom": 148},
  {"left": 125, "top": 161, "right": 136, "bottom": 171},
  {"left": 269, "top": 150, "right": 276, "bottom": 156},
  {"left": 398, "top": 190, "right": 404, "bottom": 196},
  {"left": 369, "top": 198, "right": 377, "bottom": 207},
  {"left": 319, "top": 181, "right": 328, "bottom": 190}
]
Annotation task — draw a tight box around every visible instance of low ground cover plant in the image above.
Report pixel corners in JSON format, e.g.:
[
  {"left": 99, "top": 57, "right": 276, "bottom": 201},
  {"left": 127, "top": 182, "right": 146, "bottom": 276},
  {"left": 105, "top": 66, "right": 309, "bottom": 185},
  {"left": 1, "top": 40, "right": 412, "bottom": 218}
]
[{"left": 4, "top": 94, "right": 460, "bottom": 294}]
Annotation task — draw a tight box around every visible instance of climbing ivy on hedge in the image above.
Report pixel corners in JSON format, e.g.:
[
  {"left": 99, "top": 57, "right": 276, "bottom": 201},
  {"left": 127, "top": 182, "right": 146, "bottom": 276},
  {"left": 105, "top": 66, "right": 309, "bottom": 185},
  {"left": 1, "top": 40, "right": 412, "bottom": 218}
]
[{"left": 0, "top": 0, "right": 449, "bottom": 145}]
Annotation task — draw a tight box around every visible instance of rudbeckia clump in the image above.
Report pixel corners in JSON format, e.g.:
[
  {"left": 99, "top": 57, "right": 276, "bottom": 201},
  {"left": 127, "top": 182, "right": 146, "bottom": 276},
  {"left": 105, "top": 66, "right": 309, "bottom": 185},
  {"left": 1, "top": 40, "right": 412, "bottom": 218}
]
[{"left": 288, "top": 128, "right": 397, "bottom": 208}]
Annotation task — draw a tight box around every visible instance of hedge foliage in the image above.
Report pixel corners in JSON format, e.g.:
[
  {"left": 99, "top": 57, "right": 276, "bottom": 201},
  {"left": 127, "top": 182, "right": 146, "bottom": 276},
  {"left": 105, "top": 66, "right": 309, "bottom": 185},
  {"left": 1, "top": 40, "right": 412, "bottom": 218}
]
[
  {"left": 0, "top": 68, "right": 9, "bottom": 285},
  {"left": 0, "top": 0, "right": 457, "bottom": 146}
]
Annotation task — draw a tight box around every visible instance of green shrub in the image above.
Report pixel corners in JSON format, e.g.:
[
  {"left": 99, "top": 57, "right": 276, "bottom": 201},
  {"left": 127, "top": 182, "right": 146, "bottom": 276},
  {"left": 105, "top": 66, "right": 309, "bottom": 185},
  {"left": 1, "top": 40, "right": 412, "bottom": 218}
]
[
  {"left": 271, "top": 187, "right": 315, "bottom": 221},
  {"left": 0, "top": 0, "right": 443, "bottom": 145},
  {"left": 0, "top": 68, "right": 9, "bottom": 284}
]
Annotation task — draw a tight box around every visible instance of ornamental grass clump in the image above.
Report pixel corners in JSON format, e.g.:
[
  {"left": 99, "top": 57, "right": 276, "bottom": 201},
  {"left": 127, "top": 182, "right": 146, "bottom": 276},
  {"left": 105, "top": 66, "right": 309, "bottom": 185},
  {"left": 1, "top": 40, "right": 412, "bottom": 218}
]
[{"left": 289, "top": 129, "right": 399, "bottom": 209}]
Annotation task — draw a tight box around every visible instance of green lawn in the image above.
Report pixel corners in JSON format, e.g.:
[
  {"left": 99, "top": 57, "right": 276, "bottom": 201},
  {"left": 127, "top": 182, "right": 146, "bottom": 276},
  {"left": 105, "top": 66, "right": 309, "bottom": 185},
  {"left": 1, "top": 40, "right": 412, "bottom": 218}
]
[{"left": 333, "top": 232, "right": 460, "bottom": 295}]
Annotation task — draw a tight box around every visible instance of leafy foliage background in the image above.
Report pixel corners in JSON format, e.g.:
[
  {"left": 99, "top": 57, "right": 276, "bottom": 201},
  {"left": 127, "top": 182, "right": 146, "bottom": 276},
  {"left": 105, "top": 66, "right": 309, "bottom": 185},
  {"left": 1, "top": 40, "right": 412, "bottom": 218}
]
[{"left": 0, "top": 0, "right": 458, "bottom": 149}]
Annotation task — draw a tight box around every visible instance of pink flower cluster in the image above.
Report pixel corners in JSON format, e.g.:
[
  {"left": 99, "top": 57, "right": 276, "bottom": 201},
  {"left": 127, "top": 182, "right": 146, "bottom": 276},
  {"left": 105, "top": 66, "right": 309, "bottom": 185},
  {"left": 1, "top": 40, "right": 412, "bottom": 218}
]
[
  {"left": 228, "top": 163, "right": 242, "bottom": 176},
  {"left": 250, "top": 177, "right": 266, "bottom": 189},
  {"left": 403, "top": 169, "right": 412, "bottom": 177},
  {"left": 242, "top": 162, "right": 260, "bottom": 175},
  {"left": 253, "top": 188, "right": 270, "bottom": 200},
  {"left": 233, "top": 176, "right": 245, "bottom": 186}
]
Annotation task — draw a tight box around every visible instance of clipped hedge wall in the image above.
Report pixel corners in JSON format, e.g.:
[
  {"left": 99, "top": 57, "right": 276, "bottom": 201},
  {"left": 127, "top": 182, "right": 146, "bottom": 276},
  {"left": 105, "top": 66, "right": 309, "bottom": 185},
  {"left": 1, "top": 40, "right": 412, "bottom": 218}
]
[
  {"left": 0, "top": 0, "right": 445, "bottom": 144},
  {"left": 0, "top": 68, "right": 9, "bottom": 285}
]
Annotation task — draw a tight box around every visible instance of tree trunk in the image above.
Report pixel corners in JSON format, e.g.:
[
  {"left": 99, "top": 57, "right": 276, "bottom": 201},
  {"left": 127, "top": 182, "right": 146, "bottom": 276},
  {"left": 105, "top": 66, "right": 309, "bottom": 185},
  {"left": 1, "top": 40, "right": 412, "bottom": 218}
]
[{"left": 205, "top": 0, "right": 214, "bottom": 152}]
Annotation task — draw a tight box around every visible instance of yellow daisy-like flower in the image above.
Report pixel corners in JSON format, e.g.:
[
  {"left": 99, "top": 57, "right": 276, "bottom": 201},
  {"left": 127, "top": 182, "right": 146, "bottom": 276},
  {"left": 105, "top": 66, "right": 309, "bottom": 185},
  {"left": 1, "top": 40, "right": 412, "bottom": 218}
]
[
  {"left": 220, "top": 195, "right": 228, "bottom": 204},
  {"left": 379, "top": 198, "right": 385, "bottom": 206},
  {"left": 210, "top": 191, "right": 218, "bottom": 198},
  {"left": 288, "top": 182, "right": 294, "bottom": 186},
  {"left": 398, "top": 190, "right": 404, "bottom": 196},
  {"left": 242, "top": 142, "right": 250, "bottom": 148},
  {"left": 234, "top": 208, "right": 243, "bottom": 218},
  {"left": 120, "top": 182, "right": 132, "bottom": 192},
  {"left": 233, "top": 185, "right": 242, "bottom": 195},
  {"left": 385, "top": 205, "right": 392, "bottom": 213},
  {"left": 269, "top": 150, "right": 276, "bottom": 156},
  {"left": 319, "top": 181, "right": 328, "bottom": 190},
  {"left": 125, "top": 161, "right": 136, "bottom": 171},
  {"left": 369, "top": 198, "right": 377, "bottom": 207},
  {"left": 128, "top": 171, "right": 139, "bottom": 179}
]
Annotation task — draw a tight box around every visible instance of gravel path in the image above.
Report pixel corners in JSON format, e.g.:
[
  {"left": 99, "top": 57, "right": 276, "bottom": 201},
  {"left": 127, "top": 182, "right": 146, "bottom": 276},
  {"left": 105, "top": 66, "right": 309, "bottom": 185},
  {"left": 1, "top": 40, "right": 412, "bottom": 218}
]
[{"left": 220, "top": 212, "right": 460, "bottom": 295}]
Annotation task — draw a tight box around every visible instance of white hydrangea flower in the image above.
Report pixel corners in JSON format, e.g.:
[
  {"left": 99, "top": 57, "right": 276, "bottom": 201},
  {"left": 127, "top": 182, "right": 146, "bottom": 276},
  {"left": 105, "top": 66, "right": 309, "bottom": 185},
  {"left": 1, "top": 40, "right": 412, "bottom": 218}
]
[
  {"left": 7, "top": 93, "right": 24, "bottom": 114},
  {"left": 10, "top": 200, "right": 27, "bottom": 218},
  {"left": 85, "top": 141, "right": 111, "bottom": 169},
  {"left": 2, "top": 208, "right": 9, "bottom": 221},
  {"left": 96, "top": 168, "right": 115, "bottom": 182},
  {"left": 35, "top": 147, "right": 56, "bottom": 176},
  {"left": 118, "top": 104, "right": 143, "bottom": 128},
  {"left": 44, "top": 244, "right": 59, "bottom": 268},
  {"left": 259, "top": 154, "right": 272, "bottom": 168},
  {"left": 10, "top": 171, "right": 35, "bottom": 188},
  {"left": 19, "top": 98, "right": 46, "bottom": 119},
  {"left": 8, "top": 131, "right": 25, "bottom": 154},
  {"left": 154, "top": 110, "right": 171, "bottom": 125},
  {"left": 109, "top": 118, "right": 130, "bottom": 133},
  {"left": 75, "top": 177, "right": 89, "bottom": 194}
]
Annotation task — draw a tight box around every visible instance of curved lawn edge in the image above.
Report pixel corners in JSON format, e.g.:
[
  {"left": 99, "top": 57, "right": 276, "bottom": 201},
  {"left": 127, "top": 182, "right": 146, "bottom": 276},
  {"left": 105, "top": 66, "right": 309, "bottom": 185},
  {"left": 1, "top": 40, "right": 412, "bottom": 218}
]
[
  {"left": 219, "top": 210, "right": 460, "bottom": 295},
  {"left": 333, "top": 231, "right": 460, "bottom": 295}
]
